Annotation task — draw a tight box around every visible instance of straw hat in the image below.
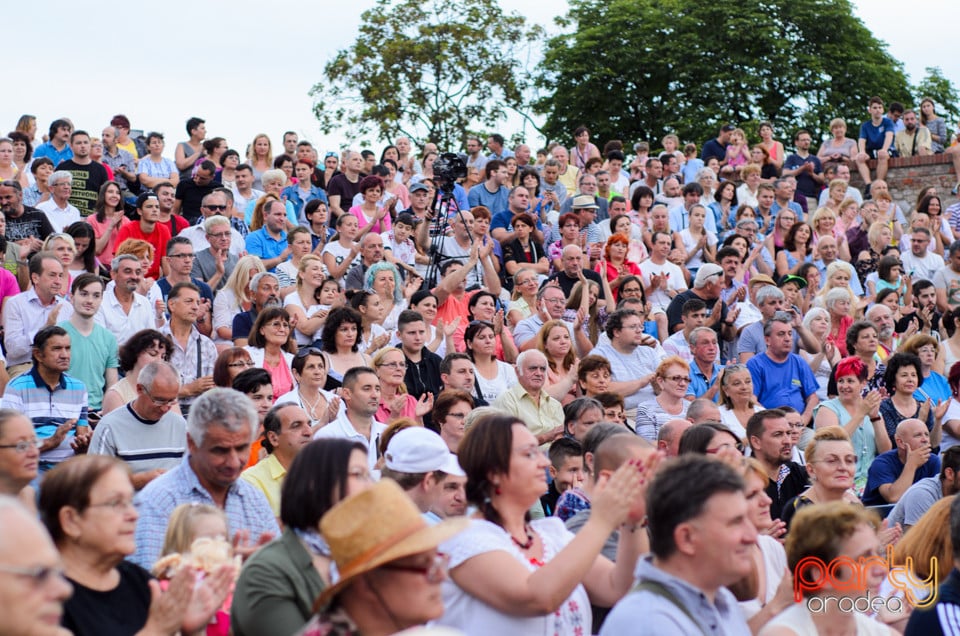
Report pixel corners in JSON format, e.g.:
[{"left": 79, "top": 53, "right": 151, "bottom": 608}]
[{"left": 314, "top": 479, "right": 468, "bottom": 608}]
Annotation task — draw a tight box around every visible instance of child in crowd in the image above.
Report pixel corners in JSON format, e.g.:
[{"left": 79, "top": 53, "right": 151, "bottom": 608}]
[
  {"left": 539, "top": 437, "right": 584, "bottom": 517},
  {"left": 680, "top": 143, "right": 703, "bottom": 184},
  {"left": 381, "top": 212, "right": 419, "bottom": 279},
  {"left": 152, "top": 503, "right": 238, "bottom": 636}
]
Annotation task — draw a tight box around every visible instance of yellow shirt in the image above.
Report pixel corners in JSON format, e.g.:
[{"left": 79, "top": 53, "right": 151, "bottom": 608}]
[
  {"left": 493, "top": 383, "right": 564, "bottom": 448},
  {"left": 557, "top": 164, "right": 580, "bottom": 197},
  {"left": 240, "top": 453, "right": 286, "bottom": 517}
]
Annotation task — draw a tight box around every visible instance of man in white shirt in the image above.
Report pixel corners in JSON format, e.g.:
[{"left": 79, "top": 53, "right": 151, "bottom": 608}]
[
  {"left": 36, "top": 171, "right": 81, "bottom": 231},
  {"left": 314, "top": 366, "right": 387, "bottom": 472},
  {"left": 638, "top": 231, "right": 687, "bottom": 313},
  {"left": 180, "top": 192, "right": 245, "bottom": 256},
  {"left": 901, "top": 227, "right": 945, "bottom": 282},
  {"left": 95, "top": 254, "right": 160, "bottom": 346},
  {"left": 589, "top": 308, "right": 664, "bottom": 414},
  {"left": 2, "top": 252, "right": 73, "bottom": 375},
  {"left": 232, "top": 164, "right": 264, "bottom": 213}
]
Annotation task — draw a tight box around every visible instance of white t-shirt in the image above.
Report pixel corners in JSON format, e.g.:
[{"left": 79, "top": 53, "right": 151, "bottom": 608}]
[
  {"left": 679, "top": 227, "right": 718, "bottom": 270},
  {"left": 638, "top": 259, "right": 687, "bottom": 311},
  {"left": 320, "top": 241, "right": 359, "bottom": 285},
  {"left": 474, "top": 360, "right": 518, "bottom": 404},
  {"left": 283, "top": 291, "right": 326, "bottom": 346}
]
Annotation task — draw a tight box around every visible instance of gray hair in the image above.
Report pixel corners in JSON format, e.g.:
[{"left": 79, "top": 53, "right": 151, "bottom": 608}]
[
  {"left": 515, "top": 349, "right": 547, "bottom": 376},
  {"left": 824, "top": 287, "right": 851, "bottom": 311},
  {"left": 249, "top": 271, "right": 279, "bottom": 292},
  {"left": 260, "top": 168, "right": 286, "bottom": 187},
  {"left": 688, "top": 326, "right": 717, "bottom": 347},
  {"left": 204, "top": 215, "right": 231, "bottom": 233},
  {"left": 49, "top": 170, "right": 72, "bottom": 187},
  {"left": 696, "top": 167, "right": 715, "bottom": 182},
  {"left": 137, "top": 361, "right": 181, "bottom": 391},
  {"left": 186, "top": 387, "right": 258, "bottom": 446},
  {"left": 544, "top": 158, "right": 561, "bottom": 169},
  {"left": 763, "top": 311, "right": 795, "bottom": 337},
  {"left": 802, "top": 306, "right": 830, "bottom": 331},
  {"left": 111, "top": 253, "right": 140, "bottom": 271},
  {"left": 755, "top": 286, "right": 785, "bottom": 306}
]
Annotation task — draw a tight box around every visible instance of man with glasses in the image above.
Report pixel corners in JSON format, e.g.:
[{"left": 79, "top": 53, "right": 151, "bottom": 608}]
[
  {"left": 0, "top": 496, "right": 74, "bottom": 635},
  {"left": 1, "top": 326, "right": 89, "bottom": 472},
  {"left": 493, "top": 350, "right": 565, "bottom": 448},
  {"left": 192, "top": 215, "right": 240, "bottom": 293},
  {"left": 133, "top": 387, "right": 279, "bottom": 568},
  {"left": 150, "top": 237, "right": 214, "bottom": 336},
  {"left": 60, "top": 274, "right": 118, "bottom": 416},
  {"left": 36, "top": 171, "right": 80, "bottom": 232},
  {"left": 161, "top": 283, "right": 217, "bottom": 413},
  {"left": 89, "top": 361, "right": 186, "bottom": 490},
  {"left": 514, "top": 283, "right": 592, "bottom": 357},
  {"left": 746, "top": 314, "right": 820, "bottom": 426},
  {"left": 589, "top": 309, "right": 664, "bottom": 418},
  {"left": 901, "top": 227, "right": 945, "bottom": 282}
]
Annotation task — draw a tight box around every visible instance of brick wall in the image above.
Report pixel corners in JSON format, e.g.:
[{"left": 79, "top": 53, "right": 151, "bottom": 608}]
[{"left": 846, "top": 154, "right": 958, "bottom": 213}]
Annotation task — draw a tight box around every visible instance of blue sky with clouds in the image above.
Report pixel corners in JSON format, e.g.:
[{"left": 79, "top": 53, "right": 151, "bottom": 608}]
[{"left": 3, "top": 0, "right": 955, "bottom": 155}]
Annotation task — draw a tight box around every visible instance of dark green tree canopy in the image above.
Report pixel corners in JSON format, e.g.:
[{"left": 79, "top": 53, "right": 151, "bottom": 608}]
[
  {"left": 534, "top": 0, "right": 912, "bottom": 148},
  {"left": 914, "top": 67, "right": 960, "bottom": 125},
  {"left": 311, "top": 0, "right": 543, "bottom": 149}
]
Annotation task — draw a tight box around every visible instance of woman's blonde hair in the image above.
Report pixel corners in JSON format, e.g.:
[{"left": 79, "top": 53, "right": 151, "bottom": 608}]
[
  {"left": 160, "top": 503, "right": 228, "bottom": 558},
  {"left": 804, "top": 425, "right": 851, "bottom": 466},
  {"left": 565, "top": 280, "right": 601, "bottom": 343},
  {"left": 718, "top": 363, "right": 755, "bottom": 409},
  {"left": 296, "top": 255, "right": 324, "bottom": 289},
  {"left": 42, "top": 232, "right": 76, "bottom": 255},
  {"left": 810, "top": 207, "right": 837, "bottom": 232},
  {"left": 892, "top": 496, "right": 954, "bottom": 581},
  {"left": 510, "top": 267, "right": 536, "bottom": 301},
  {"left": 372, "top": 346, "right": 408, "bottom": 395},
  {"left": 741, "top": 164, "right": 761, "bottom": 178},
  {"left": 247, "top": 133, "right": 273, "bottom": 165},
  {"left": 535, "top": 319, "right": 577, "bottom": 374},
  {"left": 867, "top": 221, "right": 892, "bottom": 250},
  {"left": 224, "top": 255, "right": 267, "bottom": 306},
  {"left": 900, "top": 333, "right": 940, "bottom": 359}
]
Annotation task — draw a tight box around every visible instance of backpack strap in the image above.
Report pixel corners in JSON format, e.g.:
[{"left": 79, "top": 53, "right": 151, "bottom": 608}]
[{"left": 632, "top": 579, "right": 708, "bottom": 635}]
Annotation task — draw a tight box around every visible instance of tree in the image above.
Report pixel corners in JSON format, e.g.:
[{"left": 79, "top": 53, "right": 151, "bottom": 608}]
[
  {"left": 534, "top": 0, "right": 912, "bottom": 150},
  {"left": 310, "top": 0, "right": 544, "bottom": 150},
  {"left": 914, "top": 67, "right": 960, "bottom": 126}
]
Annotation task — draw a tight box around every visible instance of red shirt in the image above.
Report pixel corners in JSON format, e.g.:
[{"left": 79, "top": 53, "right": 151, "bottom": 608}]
[{"left": 115, "top": 221, "right": 172, "bottom": 279}]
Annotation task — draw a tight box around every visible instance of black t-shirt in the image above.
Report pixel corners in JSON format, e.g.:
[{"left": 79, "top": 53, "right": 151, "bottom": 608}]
[
  {"left": 766, "top": 461, "right": 809, "bottom": 521},
  {"left": 175, "top": 178, "right": 217, "bottom": 224},
  {"left": 56, "top": 159, "right": 110, "bottom": 216},
  {"left": 666, "top": 290, "right": 728, "bottom": 336},
  {"left": 5, "top": 205, "right": 55, "bottom": 242},
  {"left": 403, "top": 349, "right": 443, "bottom": 400},
  {"left": 62, "top": 560, "right": 152, "bottom": 636},
  {"left": 232, "top": 309, "right": 257, "bottom": 342},
  {"left": 325, "top": 173, "right": 363, "bottom": 213},
  {"left": 543, "top": 269, "right": 606, "bottom": 299}
]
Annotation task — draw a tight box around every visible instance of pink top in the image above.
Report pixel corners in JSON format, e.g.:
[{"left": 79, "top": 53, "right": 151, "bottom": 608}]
[
  {"left": 0, "top": 268, "right": 19, "bottom": 309},
  {"left": 376, "top": 392, "right": 418, "bottom": 423},
  {"left": 86, "top": 214, "right": 131, "bottom": 265},
  {"left": 348, "top": 204, "right": 392, "bottom": 235},
  {"left": 263, "top": 357, "right": 294, "bottom": 400}
]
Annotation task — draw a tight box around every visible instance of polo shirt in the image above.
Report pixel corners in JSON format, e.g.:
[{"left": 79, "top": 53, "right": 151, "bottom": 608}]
[
  {"left": 114, "top": 222, "right": 172, "bottom": 279},
  {"left": 33, "top": 141, "right": 72, "bottom": 165},
  {"left": 245, "top": 228, "right": 288, "bottom": 272},
  {"left": 862, "top": 449, "right": 940, "bottom": 506},
  {"left": 313, "top": 412, "right": 387, "bottom": 472},
  {"left": 241, "top": 454, "right": 286, "bottom": 517},
  {"left": 687, "top": 361, "right": 722, "bottom": 401},
  {"left": 1, "top": 367, "right": 88, "bottom": 465}
]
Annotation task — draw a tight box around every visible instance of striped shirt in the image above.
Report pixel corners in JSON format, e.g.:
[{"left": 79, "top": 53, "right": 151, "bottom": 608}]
[
  {"left": 1, "top": 367, "right": 88, "bottom": 465},
  {"left": 88, "top": 404, "right": 186, "bottom": 474}
]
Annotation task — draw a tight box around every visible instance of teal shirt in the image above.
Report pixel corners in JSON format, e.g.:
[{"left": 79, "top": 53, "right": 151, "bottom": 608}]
[{"left": 60, "top": 321, "right": 119, "bottom": 411}]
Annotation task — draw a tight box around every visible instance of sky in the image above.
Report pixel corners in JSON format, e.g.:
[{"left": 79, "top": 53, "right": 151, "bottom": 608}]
[{"left": 3, "top": 0, "right": 957, "bottom": 157}]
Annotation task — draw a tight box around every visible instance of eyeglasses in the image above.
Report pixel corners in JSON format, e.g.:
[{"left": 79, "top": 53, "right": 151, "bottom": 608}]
[
  {"left": 204, "top": 205, "right": 227, "bottom": 211},
  {"left": 207, "top": 231, "right": 232, "bottom": 239},
  {"left": 0, "top": 439, "right": 41, "bottom": 453},
  {"left": 620, "top": 323, "right": 645, "bottom": 331},
  {"left": 543, "top": 297, "right": 566, "bottom": 305},
  {"left": 0, "top": 564, "right": 67, "bottom": 588},
  {"left": 662, "top": 375, "right": 691, "bottom": 384},
  {"left": 266, "top": 321, "right": 290, "bottom": 329},
  {"left": 380, "top": 552, "right": 449, "bottom": 583},
  {"left": 379, "top": 361, "right": 407, "bottom": 369},
  {"left": 227, "top": 360, "right": 256, "bottom": 369},
  {"left": 706, "top": 441, "right": 745, "bottom": 454},
  {"left": 142, "top": 386, "right": 179, "bottom": 407},
  {"left": 446, "top": 412, "right": 469, "bottom": 420},
  {"left": 87, "top": 498, "right": 136, "bottom": 512}
]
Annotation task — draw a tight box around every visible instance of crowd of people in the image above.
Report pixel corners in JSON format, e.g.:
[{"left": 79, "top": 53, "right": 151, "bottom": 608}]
[{"left": 4, "top": 100, "right": 960, "bottom": 635}]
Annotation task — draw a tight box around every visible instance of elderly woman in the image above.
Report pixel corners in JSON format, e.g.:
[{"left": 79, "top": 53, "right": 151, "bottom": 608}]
[
  {"left": 212, "top": 346, "right": 257, "bottom": 388},
  {"left": 372, "top": 347, "right": 432, "bottom": 425},
  {"left": 815, "top": 261, "right": 860, "bottom": 317},
  {"left": 800, "top": 307, "right": 840, "bottom": 400},
  {"left": 765, "top": 503, "right": 888, "bottom": 633},
  {"left": 635, "top": 356, "right": 690, "bottom": 442},
  {"left": 246, "top": 170, "right": 298, "bottom": 229},
  {"left": 856, "top": 221, "right": 894, "bottom": 285},
  {"left": 817, "top": 118, "right": 859, "bottom": 163},
  {"left": 813, "top": 357, "right": 890, "bottom": 497},
  {"left": 232, "top": 439, "right": 373, "bottom": 636},
  {"left": 101, "top": 329, "right": 175, "bottom": 415},
  {"left": 436, "top": 414, "right": 653, "bottom": 635},
  {"left": 821, "top": 287, "right": 854, "bottom": 357},
  {"left": 718, "top": 363, "right": 763, "bottom": 439},
  {"left": 364, "top": 261, "right": 409, "bottom": 333},
  {"left": 40, "top": 455, "right": 232, "bottom": 634},
  {"left": 780, "top": 426, "right": 861, "bottom": 528},
  {"left": 878, "top": 352, "right": 941, "bottom": 448},
  {"left": 507, "top": 268, "right": 540, "bottom": 328}
]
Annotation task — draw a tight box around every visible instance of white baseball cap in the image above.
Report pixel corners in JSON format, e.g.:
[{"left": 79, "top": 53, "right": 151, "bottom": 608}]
[{"left": 384, "top": 427, "right": 465, "bottom": 477}]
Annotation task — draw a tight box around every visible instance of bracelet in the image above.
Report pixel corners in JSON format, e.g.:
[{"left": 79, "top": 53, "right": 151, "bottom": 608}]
[{"left": 870, "top": 416, "right": 882, "bottom": 422}]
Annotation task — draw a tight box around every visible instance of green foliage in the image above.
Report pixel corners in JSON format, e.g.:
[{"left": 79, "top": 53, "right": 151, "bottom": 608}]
[
  {"left": 311, "top": 0, "right": 544, "bottom": 150},
  {"left": 914, "top": 67, "right": 960, "bottom": 125},
  {"left": 534, "top": 0, "right": 912, "bottom": 149}
]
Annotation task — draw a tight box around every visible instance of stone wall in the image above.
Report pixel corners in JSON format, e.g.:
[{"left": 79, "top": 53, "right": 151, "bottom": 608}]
[{"left": 846, "top": 154, "right": 958, "bottom": 213}]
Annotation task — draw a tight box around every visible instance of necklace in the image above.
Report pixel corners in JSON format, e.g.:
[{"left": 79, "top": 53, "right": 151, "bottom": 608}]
[
  {"left": 299, "top": 387, "right": 324, "bottom": 419},
  {"left": 511, "top": 525, "right": 534, "bottom": 550}
]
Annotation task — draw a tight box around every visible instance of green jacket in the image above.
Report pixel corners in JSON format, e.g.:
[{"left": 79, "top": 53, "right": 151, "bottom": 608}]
[{"left": 231, "top": 527, "right": 326, "bottom": 636}]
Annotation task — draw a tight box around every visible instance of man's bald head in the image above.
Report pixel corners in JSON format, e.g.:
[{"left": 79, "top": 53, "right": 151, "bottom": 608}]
[
  {"left": 658, "top": 419, "right": 692, "bottom": 457},
  {"left": 594, "top": 434, "right": 653, "bottom": 477}
]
